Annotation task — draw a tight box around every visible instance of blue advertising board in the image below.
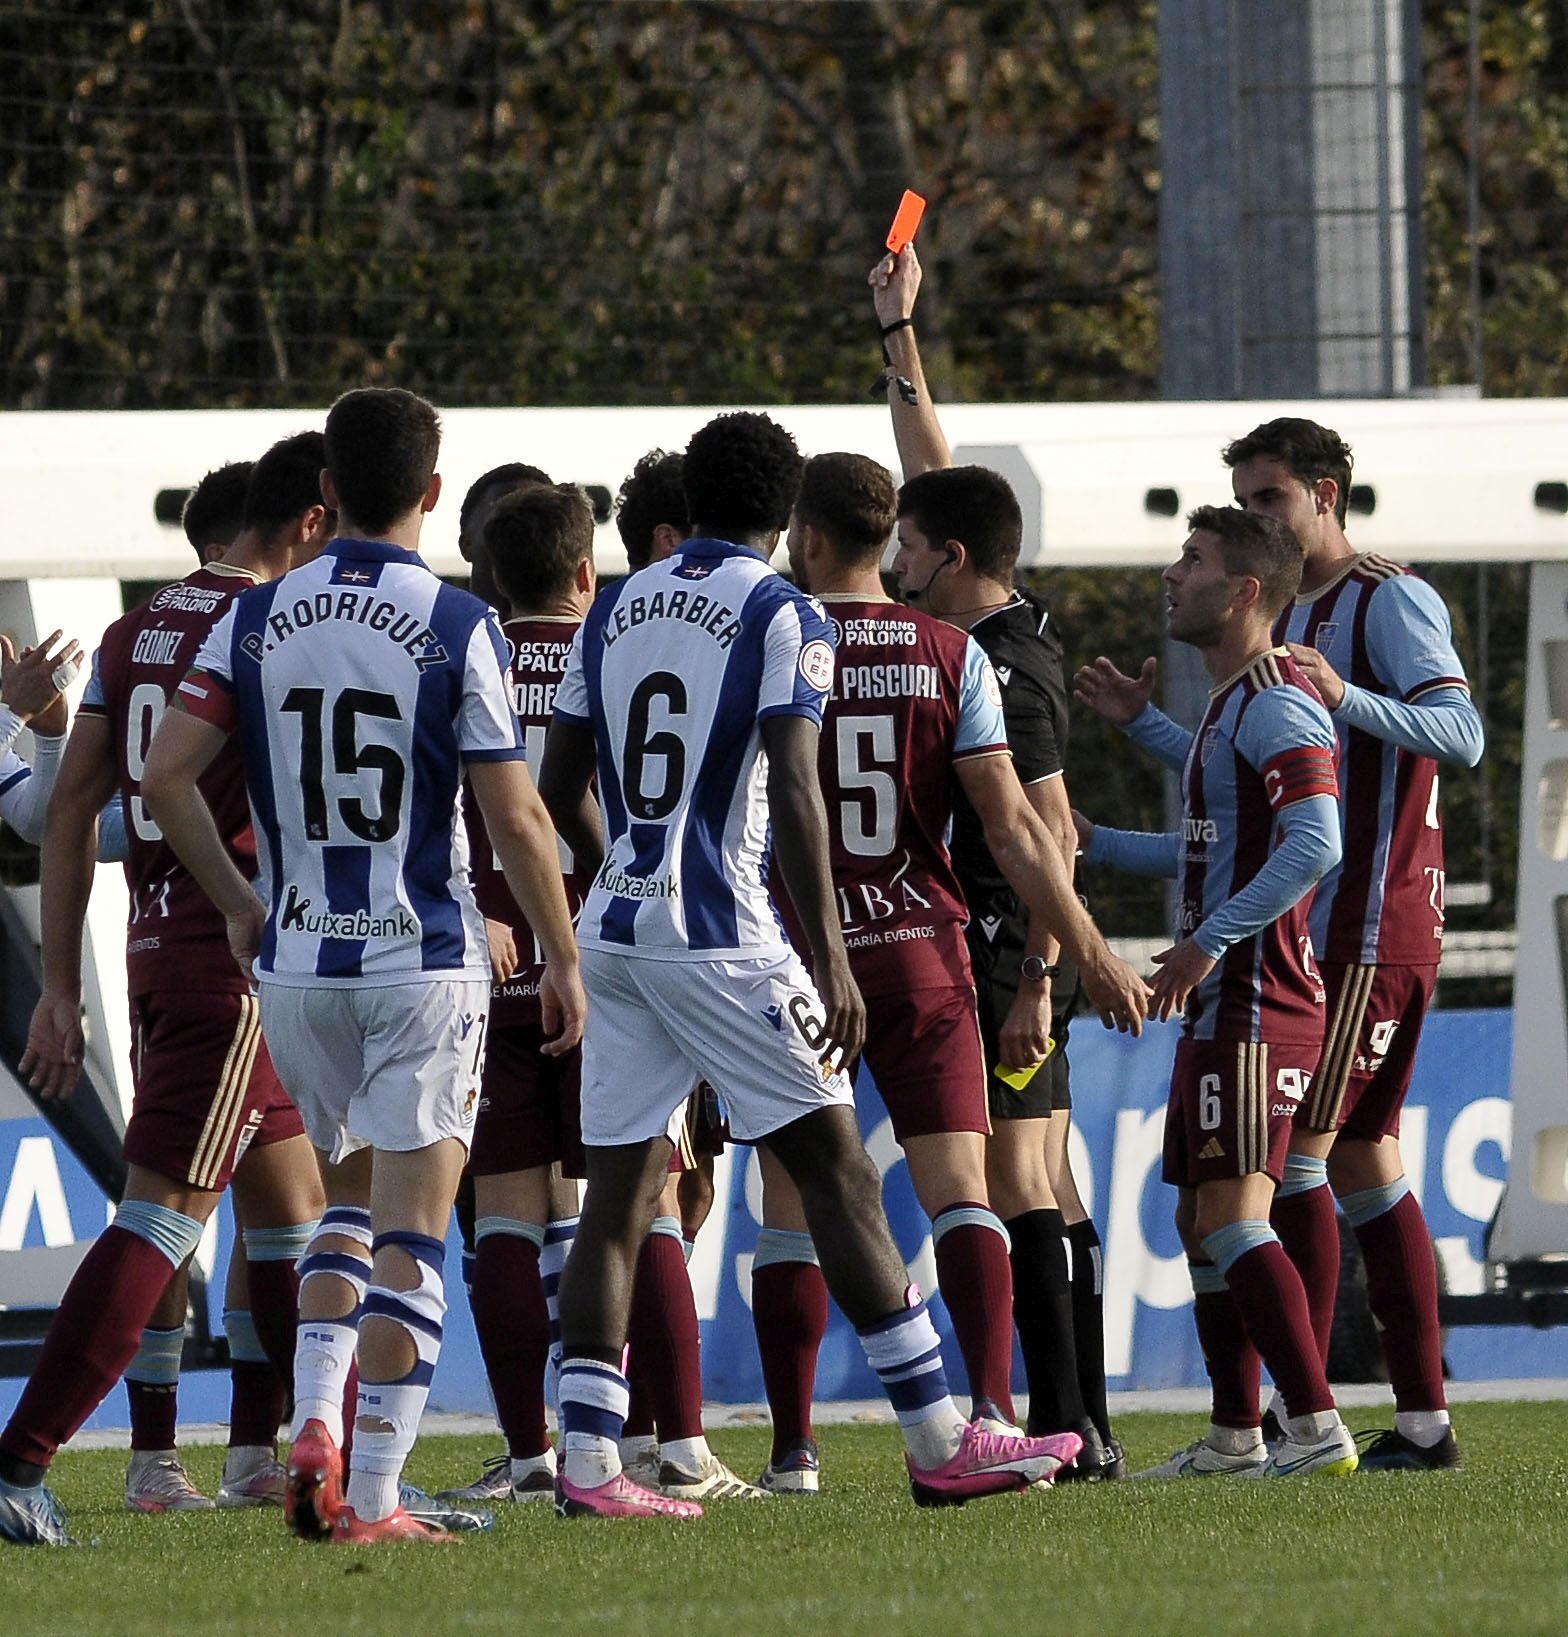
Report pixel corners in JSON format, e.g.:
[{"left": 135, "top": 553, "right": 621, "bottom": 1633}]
[{"left": 0, "top": 1008, "right": 1551, "bottom": 1432}]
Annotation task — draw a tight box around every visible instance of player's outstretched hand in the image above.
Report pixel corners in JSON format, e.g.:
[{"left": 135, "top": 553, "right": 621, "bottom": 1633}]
[
  {"left": 998, "top": 983, "right": 1053, "bottom": 1070},
  {"left": 1074, "top": 655, "right": 1156, "bottom": 726},
  {"left": 538, "top": 958, "right": 587, "bottom": 1057},
  {"left": 225, "top": 891, "right": 267, "bottom": 983},
  {"left": 1081, "top": 950, "right": 1150, "bottom": 1036},
  {"left": 1284, "top": 642, "right": 1346, "bottom": 710},
  {"left": 485, "top": 918, "right": 518, "bottom": 985},
  {"left": 813, "top": 952, "right": 866, "bottom": 1075},
  {"left": 868, "top": 245, "right": 922, "bottom": 329},
  {"left": 1, "top": 629, "right": 84, "bottom": 736},
  {"left": 1148, "top": 937, "right": 1216, "bottom": 1024},
  {"left": 19, "top": 988, "right": 87, "bottom": 1101}
]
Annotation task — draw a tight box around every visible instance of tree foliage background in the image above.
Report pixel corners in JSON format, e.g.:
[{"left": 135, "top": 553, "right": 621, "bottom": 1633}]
[{"left": 1, "top": 0, "right": 1546, "bottom": 977}]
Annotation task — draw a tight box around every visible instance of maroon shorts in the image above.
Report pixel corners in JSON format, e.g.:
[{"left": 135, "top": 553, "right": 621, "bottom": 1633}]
[
  {"left": 1297, "top": 962, "right": 1436, "bottom": 1141},
  {"left": 861, "top": 985, "right": 988, "bottom": 1143},
  {"left": 123, "top": 988, "right": 304, "bottom": 1192},
  {"left": 1162, "top": 1038, "right": 1320, "bottom": 1187},
  {"left": 468, "top": 1021, "right": 585, "bottom": 1179}
]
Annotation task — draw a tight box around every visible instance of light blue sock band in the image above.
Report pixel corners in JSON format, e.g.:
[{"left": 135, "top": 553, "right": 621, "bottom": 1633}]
[
  {"left": 753, "top": 1227, "right": 819, "bottom": 1270},
  {"left": 224, "top": 1308, "right": 268, "bottom": 1365},
  {"left": 649, "top": 1215, "right": 683, "bottom": 1244},
  {"left": 475, "top": 1215, "right": 546, "bottom": 1250},
  {"left": 244, "top": 1220, "right": 318, "bottom": 1262},
  {"left": 1188, "top": 1261, "right": 1228, "bottom": 1297},
  {"left": 1276, "top": 1154, "right": 1330, "bottom": 1200},
  {"left": 1339, "top": 1176, "right": 1412, "bottom": 1228},
  {"left": 116, "top": 1199, "right": 204, "bottom": 1269},
  {"left": 1201, "top": 1220, "right": 1278, "bottom": 1278},
  {"left": 682, "top": 1237, "right": 695, "bottom": 1265},
  {"left": 931, "top": 1204, "right": 1011, "bottom": 1253},
  {"left": 126, "top": 1326, "right": 184, "bottom": 1386}
]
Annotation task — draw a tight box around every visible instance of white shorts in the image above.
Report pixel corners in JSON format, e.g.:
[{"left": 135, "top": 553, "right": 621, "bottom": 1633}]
[
  {"left": 579, "top": 945, "right": 854, "bottom": 1147},
  {"left": 259, "top": 978, "right": 490, "bottom": 1163}
]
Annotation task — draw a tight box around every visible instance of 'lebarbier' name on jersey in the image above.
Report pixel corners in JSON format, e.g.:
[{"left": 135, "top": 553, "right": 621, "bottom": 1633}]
[
  {"left": 554, "top": 538, "right": 833, "bottom": 960},
  {"left": 189, "top": 539, "right": 525, "bottom": 988}
]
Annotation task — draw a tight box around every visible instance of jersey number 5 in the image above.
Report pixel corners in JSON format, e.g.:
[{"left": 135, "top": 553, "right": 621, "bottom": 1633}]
[
  {"left": 281, "top": 686, "right": 405, "bottom": 842},
  {"left": 837, "top": 713, "right": 897, "bottom": 859}
]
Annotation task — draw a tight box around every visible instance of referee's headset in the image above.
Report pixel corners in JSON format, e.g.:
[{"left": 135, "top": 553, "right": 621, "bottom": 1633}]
[{"left": 904, "top": 545, "right": 959, "bottom": 603}]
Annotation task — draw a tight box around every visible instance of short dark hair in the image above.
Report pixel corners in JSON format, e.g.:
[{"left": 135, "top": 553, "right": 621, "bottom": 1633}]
[
  {"left": 486, "top": 485, "right": 595, "bottom": 612},
  {"left": 681, "top": 412, "right": 802, "bottom": 541},
  {"left": 897, "top": 466, "right": 1022, "bottom": 582},
  {"left": 1186, "top": 504, "right": 1305, "bottom": 617},
  {"left": 460, "top": 462, "right": 553, "bottom": 541},
  {"left": 182, "top": 462, "right": 253, "bottom": 558},
  {"left": 616, "top": 449, "right": 688, "bottom": 570},
  {"left": 1222, "top": 417, "right": 1354, "bottom": 527},
  {"left": 243, "top": 431, "right": 327, "bottom": 542},
  {"left": 795, "top": 453, "right": 897, "bottom": 567},
  {"left": 323, "top": 387, "right": 441, "bottom": 536}
]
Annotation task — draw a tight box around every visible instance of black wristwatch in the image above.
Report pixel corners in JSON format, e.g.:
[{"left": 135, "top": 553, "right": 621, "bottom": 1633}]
[{"left": 1020, "top": 956, "right": 1060, "bottom": 983}]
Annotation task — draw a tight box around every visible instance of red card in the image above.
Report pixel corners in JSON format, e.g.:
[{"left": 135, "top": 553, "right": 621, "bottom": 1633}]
[{"left": 886, "top": 189, "right": 926, "bottom": 253}]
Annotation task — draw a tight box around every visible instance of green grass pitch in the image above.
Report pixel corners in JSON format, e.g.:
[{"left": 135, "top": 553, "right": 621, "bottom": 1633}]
[{"left": 6, "top": 1404, "right": 1566, "bottom": 1637}]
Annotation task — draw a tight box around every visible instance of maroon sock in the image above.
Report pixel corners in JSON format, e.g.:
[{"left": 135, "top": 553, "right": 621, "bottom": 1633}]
[
  {"left": 1272, "top": 1184, "right": 1339, "bottom": 1367},
  {"left": 751, "top": 1259, "right": 827, "bottom": 1463},
  {"left": 228, "top": 1361, "right": 285, "bottom": 1449},
  {"left": 623, "top": 1352, "right": 656, "bottom": 1439},
  {"left": 470, "top": 1233, "right": 551, "bottom": 1459},
  {"left": 933, "top": 1206, "right": 1016, "bottom": 1424},
  {"left": 1192, "top": 1285, "right": 1262, "bottom": 1430},
  {"left": 245, "top": 1257, "right": 302, "bottom": 1384},
  {"left": 0, "top": 1225, "right": 178, "bottom": 1470},
  {"left": 1353, "top": 1190, "right": 1447, "bottom": 1413},
  {"left": 627, "top": 1230, "right": 704, "bottom": 1443},
  {"left": 127, "top": 1382, "right": 179, "bottom": 1452},
  {"left": 1222, "top": 1240, "right": 1334, "bottom": 1418}
]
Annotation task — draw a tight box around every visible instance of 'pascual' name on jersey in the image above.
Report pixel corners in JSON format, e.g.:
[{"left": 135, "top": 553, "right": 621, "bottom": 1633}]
[
  {"left": 279, "top": 884, "right": 418, "bottom": 939},
  {"left": 601, "top": 590, "right": 742, "bottom": 650},
  {"left": 238, "top": 590, "right": 449, "bottom": 672}
]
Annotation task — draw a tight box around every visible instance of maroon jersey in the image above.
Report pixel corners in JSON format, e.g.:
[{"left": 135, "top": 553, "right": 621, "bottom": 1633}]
[
  {"left": 1177, "top": 649, "right": 1338, "bottom": 1045},
  {"left": 81, "top": 565, "right": 261, "bottom": 997},
  {"left": 1274, "top": 555, "right": 1470, "bottom": 965},
  {"left": 464, "top": 615, "right": 591, "bottom": 1026},
  {"left": 785, "top": 597, "right": 1009, "bottom": 997}
]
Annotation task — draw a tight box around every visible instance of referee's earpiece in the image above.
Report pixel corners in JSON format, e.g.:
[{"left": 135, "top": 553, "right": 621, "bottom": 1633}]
[{"left": 907, "top": 546, "right": 958, "bottom": 601}]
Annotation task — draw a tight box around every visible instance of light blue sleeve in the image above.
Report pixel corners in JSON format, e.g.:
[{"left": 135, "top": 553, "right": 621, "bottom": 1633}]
[
  {"left": 82, "top": 647, "right": 106, "bottom": 711},
  {"left": 97, "top": 797, "right": 130, "bottom": 863},
  {"left": 954, "top": 637, "right": 1009, "bottom": 756},
  {"left": 1086, "top": 824, "right": 1180, "bottom": 878},
  {"left": 1193, "top": 793, "right": 1341, "bottom": 957},
  {"left": 1364, "top": 574, "right": 1470, "bottom": 702},
  {"left": 1232, "top": 682, "right": 1339, "bottom": 774},
  {"left": 1341, "top": 576, "right": 1483, "bottom": 766},
  {"left": 1336, "top": 683, "right": 1484, "bottom": 768},
  {"left": 1123, "top": 704, "right": 1193, "bottom": 771}
]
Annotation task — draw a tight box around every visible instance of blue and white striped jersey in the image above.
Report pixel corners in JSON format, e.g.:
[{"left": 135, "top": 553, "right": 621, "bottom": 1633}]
[
  {"left": 190, "top": 538, "right": 525, "bottom": 987},
  {"left": 553, "top": 537, "right": 835, "bottom": 960}
]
